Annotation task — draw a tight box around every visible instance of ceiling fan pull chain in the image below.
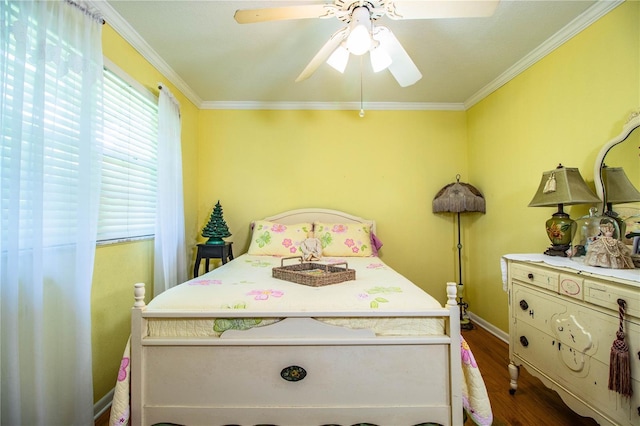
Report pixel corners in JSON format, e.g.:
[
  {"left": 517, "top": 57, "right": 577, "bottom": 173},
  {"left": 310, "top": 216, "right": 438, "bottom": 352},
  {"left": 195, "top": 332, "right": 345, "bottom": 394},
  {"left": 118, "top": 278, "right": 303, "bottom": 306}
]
[{"left": 359, "top": 56, "right": 365, "bottom": 118}]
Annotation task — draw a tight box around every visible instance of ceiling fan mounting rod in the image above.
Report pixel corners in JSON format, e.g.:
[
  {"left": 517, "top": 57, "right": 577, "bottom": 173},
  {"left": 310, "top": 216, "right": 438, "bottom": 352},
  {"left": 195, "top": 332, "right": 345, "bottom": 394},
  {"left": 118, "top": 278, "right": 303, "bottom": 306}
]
[{"left": 336, "top": 0, "right": 385, "bottom": 22}]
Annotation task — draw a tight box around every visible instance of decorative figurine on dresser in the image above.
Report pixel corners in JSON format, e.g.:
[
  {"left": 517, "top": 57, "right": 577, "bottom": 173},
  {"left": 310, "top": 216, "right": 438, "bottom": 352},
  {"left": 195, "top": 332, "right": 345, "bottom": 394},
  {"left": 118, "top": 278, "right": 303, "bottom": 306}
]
[
  {"left": 583, "top": 218, "right": 635, "bottom": 269},
  {"left": 505, "top": 110, "right": 640, "bottom": 426}
]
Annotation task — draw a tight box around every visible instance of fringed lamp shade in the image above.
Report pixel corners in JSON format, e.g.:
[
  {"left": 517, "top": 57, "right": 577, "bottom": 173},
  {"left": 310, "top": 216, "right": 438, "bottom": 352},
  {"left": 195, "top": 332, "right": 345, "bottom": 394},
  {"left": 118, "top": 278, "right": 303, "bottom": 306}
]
[
  {"left": 432, "top": 174, "right": 485, "bottom": 329},
  {"left": 432, "top": 176, "right": 486, "bottom": 214}
]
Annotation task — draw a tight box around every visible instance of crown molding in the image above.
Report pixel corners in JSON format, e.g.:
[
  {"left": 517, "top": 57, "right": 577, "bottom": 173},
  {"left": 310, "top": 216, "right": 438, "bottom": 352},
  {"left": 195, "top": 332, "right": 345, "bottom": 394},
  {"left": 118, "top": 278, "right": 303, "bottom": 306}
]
[
  {"left": 199, "top": 100, "right": 465, "bottom": 111},
  {"left": 464, "top": 0, "right": 623, "bottom": 110},
  {"left": 91, "top": 0, "right": 203, "bottom": 107},
  {"left": 92, "top": 0, "right": 622, "bottom": 112}
]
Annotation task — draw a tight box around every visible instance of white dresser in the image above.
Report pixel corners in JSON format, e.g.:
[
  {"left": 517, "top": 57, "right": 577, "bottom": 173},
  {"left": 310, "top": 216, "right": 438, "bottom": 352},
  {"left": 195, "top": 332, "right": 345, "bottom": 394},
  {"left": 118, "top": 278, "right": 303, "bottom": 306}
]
[{"left": 504, "top": 254, "right": 640, "bottom": 425}]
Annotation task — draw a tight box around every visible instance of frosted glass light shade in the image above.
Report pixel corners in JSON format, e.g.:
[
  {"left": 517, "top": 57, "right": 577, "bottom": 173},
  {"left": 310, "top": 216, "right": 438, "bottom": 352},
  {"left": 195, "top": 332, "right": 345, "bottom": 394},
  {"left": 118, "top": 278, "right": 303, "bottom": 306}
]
[
  {"left": 327, "top": 46, "right": 349, "bottom": 73},
  {"left": 370, "top": 45, "right": 391, "bottom": 72},
  {"left": 346, "top": 24, "right": 371, "bottom": 55}
]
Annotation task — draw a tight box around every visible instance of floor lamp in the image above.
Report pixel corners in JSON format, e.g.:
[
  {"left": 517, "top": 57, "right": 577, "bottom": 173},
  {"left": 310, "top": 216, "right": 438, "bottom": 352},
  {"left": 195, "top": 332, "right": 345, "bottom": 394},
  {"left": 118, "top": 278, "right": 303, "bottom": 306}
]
[{"left": 433, "top": 174, "right": 486, "bottom": 330}]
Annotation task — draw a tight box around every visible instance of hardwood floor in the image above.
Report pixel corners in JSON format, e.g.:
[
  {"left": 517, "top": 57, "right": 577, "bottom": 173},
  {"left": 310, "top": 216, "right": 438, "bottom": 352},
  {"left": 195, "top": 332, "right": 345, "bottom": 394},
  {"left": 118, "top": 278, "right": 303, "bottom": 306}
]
[
  {"left": 462, "top": 323, "right": 598, "bottom": 426},
  {"left": 95, "top": 324, "right": 599, "bottom": 426}
]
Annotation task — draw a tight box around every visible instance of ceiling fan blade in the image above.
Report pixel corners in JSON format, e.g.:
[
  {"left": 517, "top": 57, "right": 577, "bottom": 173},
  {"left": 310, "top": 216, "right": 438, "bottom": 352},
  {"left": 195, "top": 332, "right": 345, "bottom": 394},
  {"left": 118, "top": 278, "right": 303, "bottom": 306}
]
[
  {"left": 376, "top": 27, "right": 422, "bottom": 87},
  {"left": 296, "top": 27, "right": 349, "bottom": 82},
  {"left": 234, "top": 4, "right": 333, "bottom": 24},
  {"left": 388, "top": 0, "right": 499, "bottom": 20}
]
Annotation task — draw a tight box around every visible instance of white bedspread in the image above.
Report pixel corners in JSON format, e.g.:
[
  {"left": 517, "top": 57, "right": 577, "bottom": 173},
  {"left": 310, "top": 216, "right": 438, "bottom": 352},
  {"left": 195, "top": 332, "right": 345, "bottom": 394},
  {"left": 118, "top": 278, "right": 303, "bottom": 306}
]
[{"left": 148, "top": 255, "right": 443, "bottom": 315}]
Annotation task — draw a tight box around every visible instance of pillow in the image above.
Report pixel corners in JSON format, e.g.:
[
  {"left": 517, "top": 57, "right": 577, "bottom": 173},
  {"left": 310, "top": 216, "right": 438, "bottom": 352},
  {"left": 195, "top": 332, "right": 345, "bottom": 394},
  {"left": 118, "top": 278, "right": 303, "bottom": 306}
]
[
  {"left": 370, "top": 232, "right": 383, "bottom": 256},
  {"left": 247, "top": 220, "right": 313, "bottom": 256},
  {"left": 314, "top": 222, "right": 373, "bottom": 257}
]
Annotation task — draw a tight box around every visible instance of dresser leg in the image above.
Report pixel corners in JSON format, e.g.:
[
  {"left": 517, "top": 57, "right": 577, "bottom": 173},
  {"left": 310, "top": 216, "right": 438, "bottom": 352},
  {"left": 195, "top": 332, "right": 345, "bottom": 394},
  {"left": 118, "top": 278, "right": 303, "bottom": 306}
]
[{"left": 508, "top": 362, "right": 519, "bottom": 395}]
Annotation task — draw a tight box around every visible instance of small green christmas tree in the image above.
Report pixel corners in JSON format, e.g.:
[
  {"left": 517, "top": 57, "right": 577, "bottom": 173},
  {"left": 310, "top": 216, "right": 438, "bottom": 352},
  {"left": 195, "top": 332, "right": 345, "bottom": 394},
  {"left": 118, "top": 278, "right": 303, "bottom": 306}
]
[{"left": 202, "top": 200, "right": 232, "bottom": 245}]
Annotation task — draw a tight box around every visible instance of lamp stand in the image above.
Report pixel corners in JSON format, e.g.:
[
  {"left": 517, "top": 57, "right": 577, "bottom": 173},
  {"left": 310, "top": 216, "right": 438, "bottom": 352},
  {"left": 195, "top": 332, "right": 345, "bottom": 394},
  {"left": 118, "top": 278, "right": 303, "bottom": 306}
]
[
  {"left": 456, "top": 212, "right": 473, "bottom": 330},
  {"left": 543, "top": 205, "right": 575, "bottom": 257}
]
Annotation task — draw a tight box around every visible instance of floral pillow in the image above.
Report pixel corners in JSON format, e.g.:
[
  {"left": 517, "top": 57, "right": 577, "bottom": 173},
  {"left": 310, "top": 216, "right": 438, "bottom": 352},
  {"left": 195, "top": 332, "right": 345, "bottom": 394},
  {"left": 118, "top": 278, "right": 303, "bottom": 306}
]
[
  {"left": 314, "top": 222, "right": 373, "bottom": 257},
  {"left": 247, "top": 221, "right": 313, "bottom": 256}
]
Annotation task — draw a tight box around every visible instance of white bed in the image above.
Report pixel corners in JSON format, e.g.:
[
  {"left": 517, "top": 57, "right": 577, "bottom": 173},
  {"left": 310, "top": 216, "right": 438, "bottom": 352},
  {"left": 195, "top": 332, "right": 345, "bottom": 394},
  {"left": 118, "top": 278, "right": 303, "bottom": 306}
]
[{"left": 112, "top": 208, "right": 491, "bottom": 426}]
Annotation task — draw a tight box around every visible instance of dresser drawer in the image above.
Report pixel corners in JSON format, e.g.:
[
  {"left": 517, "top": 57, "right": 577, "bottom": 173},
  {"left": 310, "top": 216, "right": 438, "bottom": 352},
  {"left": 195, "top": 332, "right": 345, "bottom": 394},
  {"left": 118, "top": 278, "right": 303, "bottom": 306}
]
[
  {"left": 510, "top": 262, "right": 559, "bottom": 291},
  {"left": 513, "top": 320, "right": 638, "bottom": 425},
  {"left": 512, "top": 320, "right": 559, "bottom": 378},
  {"left": 559, "top": 273, "right": 584, "bottom": 300},
  {"left": 584, "top": 279, "right": 640, "bottom": 319},
  {"left": 512, "top": 283, "right": 567, "bottom": 335}
]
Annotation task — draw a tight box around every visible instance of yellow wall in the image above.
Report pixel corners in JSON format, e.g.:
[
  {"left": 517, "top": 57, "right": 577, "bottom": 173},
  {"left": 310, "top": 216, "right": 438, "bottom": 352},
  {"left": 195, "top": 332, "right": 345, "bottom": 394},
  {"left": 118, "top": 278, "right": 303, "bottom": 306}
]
[
  {"left": 91, "top": 0, "right": 640, "bottom": 405},
  {"left": 466, "top": 1, "right": 640, "bottom": 331},
  {"left": 91, "top": 24, "right": 200, "bottom": 402},
  {"left": 196, "top": 109, "right": 468, "bottom": 294}
]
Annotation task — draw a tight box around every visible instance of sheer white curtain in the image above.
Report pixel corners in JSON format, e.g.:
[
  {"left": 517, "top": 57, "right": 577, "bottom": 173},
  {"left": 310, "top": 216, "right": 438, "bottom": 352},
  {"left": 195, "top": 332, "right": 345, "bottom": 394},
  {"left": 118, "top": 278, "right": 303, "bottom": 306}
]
[
  {"left": 0, "top": 1, "right": 103, "bottom": 424},
  {"left": 153, "top": 85, "right": 187, "bottom": 296}
]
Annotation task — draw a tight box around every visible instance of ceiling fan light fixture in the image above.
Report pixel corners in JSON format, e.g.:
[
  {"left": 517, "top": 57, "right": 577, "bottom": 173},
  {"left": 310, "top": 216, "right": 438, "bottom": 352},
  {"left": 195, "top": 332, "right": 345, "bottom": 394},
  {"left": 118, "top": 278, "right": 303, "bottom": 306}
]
[
  {"left": 370, "top": 45, "right": 391, "bottom": 72},
  {"left": 327, "top": 45, "right": 349, "bottom": 73},
  {"left": 345, "top": 6, "right": 372, "bottom": 55},
  {"left": 346, "top": 24, "right": 371, "bottom": 55}
]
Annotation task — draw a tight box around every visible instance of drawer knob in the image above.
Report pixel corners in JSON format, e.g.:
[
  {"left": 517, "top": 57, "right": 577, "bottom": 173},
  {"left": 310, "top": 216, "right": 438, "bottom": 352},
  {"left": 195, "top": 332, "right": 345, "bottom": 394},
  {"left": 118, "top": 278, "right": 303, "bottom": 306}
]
[
  {"left": 281, "top": 365, "right": 307, "bottom": 382},
  {"left": 520, "top": 336, "right": 529, "bottom": 347},
  {"left": 527, "top": 273, "right": 534, "bottom": 280},
  {"left": 519, "top": 300, "right": 529, "bottom": 310}
]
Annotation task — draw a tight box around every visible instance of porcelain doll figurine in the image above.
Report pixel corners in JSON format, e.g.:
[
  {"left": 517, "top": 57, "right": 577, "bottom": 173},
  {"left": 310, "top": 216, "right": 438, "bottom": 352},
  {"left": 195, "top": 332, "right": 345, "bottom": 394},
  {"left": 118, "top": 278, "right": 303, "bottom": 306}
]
[
  {"left": 300, "top": 231, "right": 322, "bottom": 261},
  {"left": 584, "top": 220, "right": 635, "bottom": 269}
]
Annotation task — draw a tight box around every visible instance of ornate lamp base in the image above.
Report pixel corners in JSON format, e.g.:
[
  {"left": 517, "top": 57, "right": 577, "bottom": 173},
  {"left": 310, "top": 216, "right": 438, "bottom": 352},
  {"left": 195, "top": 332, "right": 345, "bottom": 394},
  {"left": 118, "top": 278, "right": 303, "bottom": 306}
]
[
  {"left": 544, "top": 211, "right": 575, "bottom": 257},
  {"left": 544, "top": 243, "right": 571, "bottom": 257}
]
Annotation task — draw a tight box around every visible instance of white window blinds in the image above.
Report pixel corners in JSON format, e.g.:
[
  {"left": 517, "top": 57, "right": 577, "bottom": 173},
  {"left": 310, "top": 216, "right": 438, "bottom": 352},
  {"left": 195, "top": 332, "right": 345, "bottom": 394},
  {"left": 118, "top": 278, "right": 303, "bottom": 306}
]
[
  {"left": 1, "top": 0, "right": 101, "bottom": 249},
  {"left": 98, "top": 66, "right": 158, "bottom": 242}
]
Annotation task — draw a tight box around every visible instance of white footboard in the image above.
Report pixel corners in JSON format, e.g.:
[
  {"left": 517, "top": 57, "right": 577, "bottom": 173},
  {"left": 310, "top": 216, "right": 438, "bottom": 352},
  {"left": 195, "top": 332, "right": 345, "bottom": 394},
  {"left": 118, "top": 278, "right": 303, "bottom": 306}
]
[{"left": 130, "top": 282, "right": 461, "bottom": 426}]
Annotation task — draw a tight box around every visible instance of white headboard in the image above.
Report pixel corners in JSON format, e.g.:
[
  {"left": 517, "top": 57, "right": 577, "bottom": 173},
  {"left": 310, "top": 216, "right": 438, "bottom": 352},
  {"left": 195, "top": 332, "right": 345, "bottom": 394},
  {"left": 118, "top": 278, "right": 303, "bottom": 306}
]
[{"left": 264, "top": 208, "right": 376, "bottom": 234}]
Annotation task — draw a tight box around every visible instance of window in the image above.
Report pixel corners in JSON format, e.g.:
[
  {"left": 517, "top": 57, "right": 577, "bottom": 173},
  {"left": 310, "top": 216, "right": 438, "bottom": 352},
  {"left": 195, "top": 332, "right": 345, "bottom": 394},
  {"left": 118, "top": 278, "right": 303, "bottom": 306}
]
[
  {"left": 1, "top": 0, "right": 99, "bottom": 249},
  {"left": 98, "top": 60, "right": 158, "bottom": 243}
]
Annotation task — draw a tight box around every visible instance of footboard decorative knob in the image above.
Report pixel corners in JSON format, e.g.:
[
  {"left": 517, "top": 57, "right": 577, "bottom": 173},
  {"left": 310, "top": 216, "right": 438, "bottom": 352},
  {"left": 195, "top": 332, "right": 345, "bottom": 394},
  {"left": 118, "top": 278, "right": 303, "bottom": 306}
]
[{"left": 281, "top": 365, "right": 307, "bottom": 382}]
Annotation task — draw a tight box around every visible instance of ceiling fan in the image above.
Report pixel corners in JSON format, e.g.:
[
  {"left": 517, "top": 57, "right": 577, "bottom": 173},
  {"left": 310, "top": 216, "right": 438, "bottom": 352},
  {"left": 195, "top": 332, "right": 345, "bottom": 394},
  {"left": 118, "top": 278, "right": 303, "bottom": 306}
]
[{"left": 234, "top": 0, "right": 499, "bottom": 87}]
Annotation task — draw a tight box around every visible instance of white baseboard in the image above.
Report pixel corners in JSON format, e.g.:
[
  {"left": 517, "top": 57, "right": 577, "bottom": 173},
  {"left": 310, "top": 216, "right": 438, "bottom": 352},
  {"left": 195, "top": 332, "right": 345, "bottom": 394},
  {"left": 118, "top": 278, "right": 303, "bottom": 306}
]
[
  {"left": 468, "top": 311, "right": 509, "bottom": 343},
  {"left": 94, "top": 388, "right": 114, "bottom": 422}
]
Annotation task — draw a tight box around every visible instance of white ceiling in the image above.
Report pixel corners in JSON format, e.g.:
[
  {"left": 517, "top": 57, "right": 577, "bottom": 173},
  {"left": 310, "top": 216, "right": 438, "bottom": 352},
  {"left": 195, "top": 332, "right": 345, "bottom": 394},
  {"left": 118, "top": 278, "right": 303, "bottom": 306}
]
[{"left": 96, "top": 0, "right": 621, "bottom": 109}]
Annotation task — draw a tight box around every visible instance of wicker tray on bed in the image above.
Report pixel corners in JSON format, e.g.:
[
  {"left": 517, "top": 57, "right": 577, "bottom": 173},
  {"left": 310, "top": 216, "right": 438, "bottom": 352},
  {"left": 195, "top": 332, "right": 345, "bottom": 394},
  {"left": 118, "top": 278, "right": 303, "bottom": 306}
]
[{"left": 272, "top": 256, "right": 355, "bottom": 287}]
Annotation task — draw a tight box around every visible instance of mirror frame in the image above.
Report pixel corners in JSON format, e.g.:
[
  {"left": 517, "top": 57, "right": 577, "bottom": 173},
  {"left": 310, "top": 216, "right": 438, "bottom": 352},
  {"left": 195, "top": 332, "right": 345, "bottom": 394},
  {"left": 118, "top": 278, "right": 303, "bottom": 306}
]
[{"left": 594, "top": 109, "right": 640, "bottom": 214}]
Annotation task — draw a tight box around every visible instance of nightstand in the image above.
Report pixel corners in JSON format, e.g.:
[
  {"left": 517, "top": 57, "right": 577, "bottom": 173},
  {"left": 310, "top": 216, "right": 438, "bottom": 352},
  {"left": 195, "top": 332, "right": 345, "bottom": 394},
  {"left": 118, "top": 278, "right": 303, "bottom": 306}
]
[{"left": 194, "top": 242, "right": 234, "bottom": 277}]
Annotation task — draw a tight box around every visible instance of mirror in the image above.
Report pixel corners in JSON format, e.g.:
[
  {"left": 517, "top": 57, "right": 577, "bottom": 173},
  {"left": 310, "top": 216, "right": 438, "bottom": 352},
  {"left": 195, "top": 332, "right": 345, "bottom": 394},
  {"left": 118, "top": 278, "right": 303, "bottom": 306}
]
[{"left": 593, "top": 109, "right": 640, "bottom": 242}]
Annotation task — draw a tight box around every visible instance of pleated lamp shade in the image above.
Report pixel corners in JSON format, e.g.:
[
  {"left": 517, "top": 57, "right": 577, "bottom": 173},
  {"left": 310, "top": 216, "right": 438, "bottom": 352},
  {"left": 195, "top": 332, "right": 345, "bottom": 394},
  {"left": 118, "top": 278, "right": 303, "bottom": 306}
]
[
  {"left": 433, "top": 175, "right": 486, "bottom": 214},
  {"left": 602, "top": 166, "right": 640, "bottom": 205}
]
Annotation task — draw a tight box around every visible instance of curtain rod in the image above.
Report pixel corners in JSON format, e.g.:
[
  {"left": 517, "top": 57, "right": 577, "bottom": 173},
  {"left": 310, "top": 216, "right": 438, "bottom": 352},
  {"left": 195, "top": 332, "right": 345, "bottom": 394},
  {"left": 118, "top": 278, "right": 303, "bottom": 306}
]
[{"left": 65, "top": 0, "right": 105, "bottom": 25}]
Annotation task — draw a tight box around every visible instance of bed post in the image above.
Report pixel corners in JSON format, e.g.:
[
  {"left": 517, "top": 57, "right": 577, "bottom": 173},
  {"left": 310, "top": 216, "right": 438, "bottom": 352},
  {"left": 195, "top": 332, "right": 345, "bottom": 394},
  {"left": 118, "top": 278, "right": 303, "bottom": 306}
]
[
  {"left": 131, "top": 283, "right": 146, "bottom": 426},
  {"left": 446, "top": 281, "right": 463, "bottom": 426}
]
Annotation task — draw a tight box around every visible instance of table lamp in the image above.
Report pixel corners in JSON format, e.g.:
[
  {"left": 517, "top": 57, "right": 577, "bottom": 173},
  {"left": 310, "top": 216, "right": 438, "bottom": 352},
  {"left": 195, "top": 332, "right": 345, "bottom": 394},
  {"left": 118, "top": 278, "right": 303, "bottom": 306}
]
[
  {"left": 602, "top": 166, "right": 640, "bottom": 239},
  {"left": 528, "top": 164, "right": 600, "bottom": 256}
]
